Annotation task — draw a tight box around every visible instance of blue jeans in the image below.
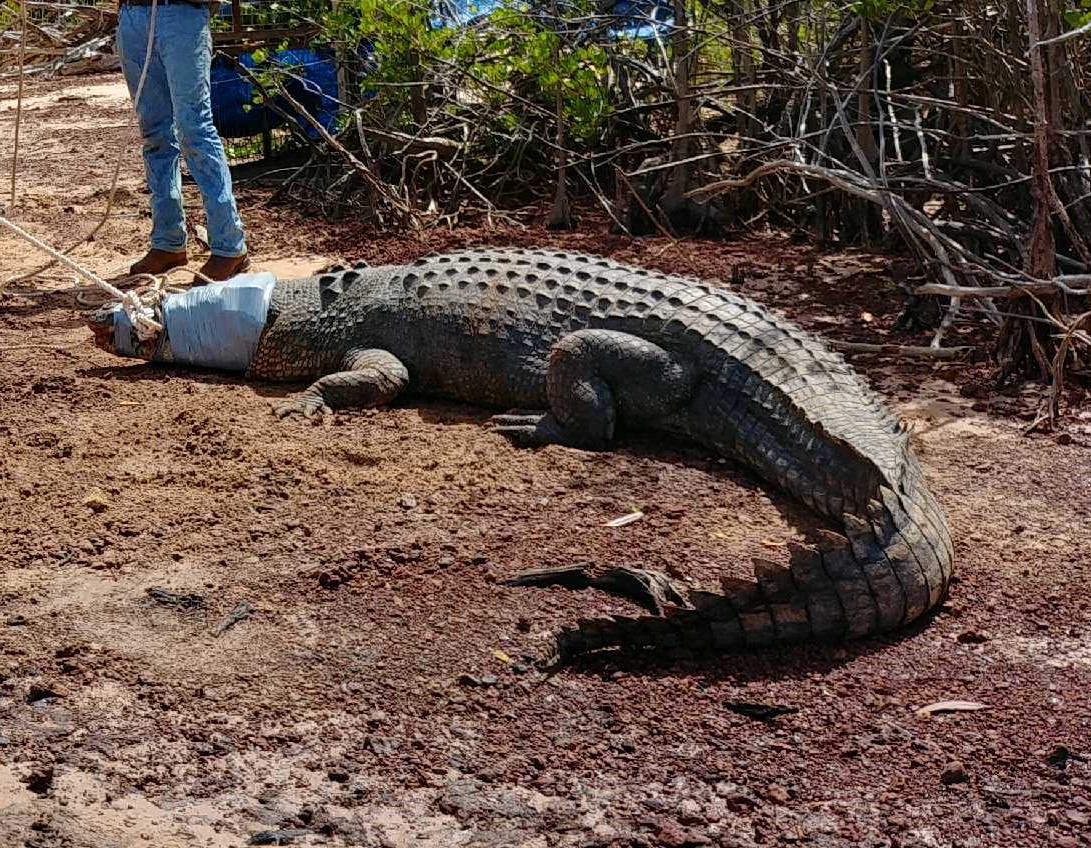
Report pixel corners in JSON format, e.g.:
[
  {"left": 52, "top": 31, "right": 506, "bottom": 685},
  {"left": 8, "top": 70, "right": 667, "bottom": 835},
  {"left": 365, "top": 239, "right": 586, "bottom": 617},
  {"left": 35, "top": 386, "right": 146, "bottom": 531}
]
[{"left": 117, "top": 3, "right": 246, "bottom": 257}]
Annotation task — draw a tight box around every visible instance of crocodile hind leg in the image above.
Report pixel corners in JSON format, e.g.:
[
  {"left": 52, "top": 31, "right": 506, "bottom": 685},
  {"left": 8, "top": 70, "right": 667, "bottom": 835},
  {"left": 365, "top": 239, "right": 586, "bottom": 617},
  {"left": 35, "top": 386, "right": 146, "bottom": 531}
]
[
  {"left": 274, "top": 348, "right": 409, "bottom": 419},
  {"left": 491, "top": 329, "right": 696, "bottom": 450}
]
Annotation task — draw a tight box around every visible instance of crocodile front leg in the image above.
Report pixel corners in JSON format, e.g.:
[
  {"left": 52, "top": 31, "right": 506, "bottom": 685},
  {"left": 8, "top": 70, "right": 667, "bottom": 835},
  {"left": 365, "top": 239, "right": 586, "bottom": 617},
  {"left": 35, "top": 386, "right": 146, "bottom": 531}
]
[
  {"left": 491, "top": 329, "right": 696, "bottom": 450},
  {"left": 273, "top": 348, "right": 409, "bottom": 420}
]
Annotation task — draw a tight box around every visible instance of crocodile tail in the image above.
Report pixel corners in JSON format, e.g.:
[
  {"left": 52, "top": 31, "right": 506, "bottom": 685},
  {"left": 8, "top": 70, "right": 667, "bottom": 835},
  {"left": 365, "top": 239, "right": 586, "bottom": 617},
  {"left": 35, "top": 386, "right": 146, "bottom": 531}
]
[{"left": 550, "top": 466, "right": 953, "bottom": 663}]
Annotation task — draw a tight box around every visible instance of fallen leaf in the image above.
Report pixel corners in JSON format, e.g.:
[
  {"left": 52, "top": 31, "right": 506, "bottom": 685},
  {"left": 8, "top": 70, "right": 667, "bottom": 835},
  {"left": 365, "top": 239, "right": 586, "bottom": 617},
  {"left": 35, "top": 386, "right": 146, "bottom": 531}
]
[
  {"left": 605, "top": 511, "right": 644, "bottom": 528},
  {"left": 916, "top": 700, "right": 988, "bottom": 717}
]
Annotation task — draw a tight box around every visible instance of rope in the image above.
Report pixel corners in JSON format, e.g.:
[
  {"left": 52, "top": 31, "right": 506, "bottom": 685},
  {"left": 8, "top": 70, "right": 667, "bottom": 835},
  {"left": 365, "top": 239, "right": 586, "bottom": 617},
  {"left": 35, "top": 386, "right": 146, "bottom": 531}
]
[
  {"left": 0, "top": 214, "right": 164, "bottom": 337},
  {"left": 88, "top": 0, "right": 158, "bottom": 244}
]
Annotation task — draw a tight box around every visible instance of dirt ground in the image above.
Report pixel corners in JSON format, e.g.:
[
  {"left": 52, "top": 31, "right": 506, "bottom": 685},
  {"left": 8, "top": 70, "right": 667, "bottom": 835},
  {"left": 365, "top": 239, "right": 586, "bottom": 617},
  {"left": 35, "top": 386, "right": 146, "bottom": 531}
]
[{"left": 2, "top": 73, "right": 1091, "bottom": 848}]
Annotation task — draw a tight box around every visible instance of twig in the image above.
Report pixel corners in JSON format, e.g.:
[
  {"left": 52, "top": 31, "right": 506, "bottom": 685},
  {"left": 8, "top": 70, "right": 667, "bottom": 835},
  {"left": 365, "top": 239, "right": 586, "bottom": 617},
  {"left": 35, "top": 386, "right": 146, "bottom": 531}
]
[
  {"left": 614, "top": 164, "right": 677, "bottom": 240},
  {"left": 9, "top": 0, "right": 27, "bottom": 207},
  {"left": 830, "top": 341, "right": 973, "bottom": 360},
  {"left": 213, "top": 602, "right": 253, "bottom": 637},
  {"left": 916, "top": 282, "right": 1090, "bottom": 299}
]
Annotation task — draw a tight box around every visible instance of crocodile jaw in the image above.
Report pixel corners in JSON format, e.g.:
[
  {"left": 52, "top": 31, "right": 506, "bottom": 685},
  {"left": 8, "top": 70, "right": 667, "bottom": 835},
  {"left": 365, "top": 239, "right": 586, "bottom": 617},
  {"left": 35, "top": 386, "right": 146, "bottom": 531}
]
[{"left": 87, "top": 306, "right": 159, "bottom": 361}]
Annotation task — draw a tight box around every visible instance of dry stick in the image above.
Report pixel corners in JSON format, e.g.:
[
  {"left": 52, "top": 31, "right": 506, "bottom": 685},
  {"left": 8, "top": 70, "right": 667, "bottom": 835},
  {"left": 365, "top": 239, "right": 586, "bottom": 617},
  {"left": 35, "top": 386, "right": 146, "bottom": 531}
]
[
  {"left": 831, "top": 341, "right": 973, "bottom": 360},
  {"left": 573, "top": 167, "right": 631, "bottom": 236},
  {"left": 614, "top": 165, "right": 677, "bottom": 241},
  {"left": 1045, "top": 309, "right": 1091, "bottom": 427},
  {"left": 272, "top": 85, "right": 419, "bottom": 228},
  {"left": 916, "top": 282, "right": 1090, "bottom": 298},
  {"left": 8, "top": 0, "right": 27, "bottom": 208}
]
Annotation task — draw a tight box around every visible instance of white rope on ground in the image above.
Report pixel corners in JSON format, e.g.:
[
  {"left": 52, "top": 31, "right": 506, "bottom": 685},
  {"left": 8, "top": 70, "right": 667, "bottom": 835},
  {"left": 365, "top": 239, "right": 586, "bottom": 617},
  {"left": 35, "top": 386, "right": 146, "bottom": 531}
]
[
  {"left": 0, "top": 214, "right": 163, "bottom": 336},
  {"left": 72, "top": 261, "right": 212, "bottom": 310}
]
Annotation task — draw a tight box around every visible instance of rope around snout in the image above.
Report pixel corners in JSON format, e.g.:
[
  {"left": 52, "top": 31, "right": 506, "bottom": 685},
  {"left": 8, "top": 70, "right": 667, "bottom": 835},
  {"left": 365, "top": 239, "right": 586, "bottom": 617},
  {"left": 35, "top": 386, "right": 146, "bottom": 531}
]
[{"left": 0, "top": 214, "right": 165, "bottom": 337}]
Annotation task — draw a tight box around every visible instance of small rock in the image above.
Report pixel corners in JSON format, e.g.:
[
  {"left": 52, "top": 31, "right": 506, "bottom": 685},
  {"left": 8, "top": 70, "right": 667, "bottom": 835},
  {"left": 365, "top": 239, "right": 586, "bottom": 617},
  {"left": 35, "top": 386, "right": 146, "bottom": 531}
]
[
  {"left": 248, "top": 830, "right": 312, "bottom": 846},
  {"left": 317, "top": 572, "right": 342, "bottom": 589},
  {"left": 1048, "top": 745, "right": 1074, "bottom": 768},
  {"left": 21, "top": 766, "right": 53, "bottom": 796},
  {"left": 655, "top": 823, "right": 710, "bottom": 847},
  {"left": 458, "top": 674, "right": 498, "bottom": 688},
  {"left": 368, "top": 736, "right": 399, "bottom": 756},
  {"left": 941, "top": 761, "right": 969, "bottom": 785},
  {"left": 678, "top": 798, "right": 704, "bottom": 824},
  {"left": 1065, "top": 809, "right": 1089, "bottom": 826},
  {"left": 365, "top": 709, "right": 388, "bottom": 726},
  {"left": 956, "top": 630, "right": 990, "bottom": 644},
  {"left": 25, "top": 684, "right": 64, "bottom": 705},
  {"left": 764, "top": 784, "right": 791, "bottom": 804},
  {"left": 82, "top": 492, "right": 110, "bottom": 513},
  {"left": 399, "top": 495, "right": 417, "bottom": 509}
]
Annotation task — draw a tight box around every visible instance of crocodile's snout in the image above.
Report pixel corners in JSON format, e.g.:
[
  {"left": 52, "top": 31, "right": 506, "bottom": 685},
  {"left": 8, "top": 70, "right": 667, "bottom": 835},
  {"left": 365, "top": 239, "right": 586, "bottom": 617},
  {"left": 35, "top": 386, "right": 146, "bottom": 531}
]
[
  {"left": 87, "top": 310, "right": 117, "bottom": 355},
  {"left": 87, "top": 307, "right": 159, "bottom": 360}
]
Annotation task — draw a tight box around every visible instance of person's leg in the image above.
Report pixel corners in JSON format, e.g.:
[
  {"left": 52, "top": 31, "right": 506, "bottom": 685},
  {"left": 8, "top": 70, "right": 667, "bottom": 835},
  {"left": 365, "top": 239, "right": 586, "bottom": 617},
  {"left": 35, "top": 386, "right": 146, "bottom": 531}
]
[
  {"left": 116, "top": 4, "right": 188, "bottom": 272},
  {"left": 156, "top": 4, "right": 248, "bottom": 275}
]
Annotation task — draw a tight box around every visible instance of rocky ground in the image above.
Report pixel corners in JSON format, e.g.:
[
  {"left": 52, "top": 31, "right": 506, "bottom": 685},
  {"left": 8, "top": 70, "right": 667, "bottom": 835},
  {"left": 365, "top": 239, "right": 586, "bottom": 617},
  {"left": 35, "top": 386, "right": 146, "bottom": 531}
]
[{"left": 1, "top": 73, "right": 1090, "bottom": 848}]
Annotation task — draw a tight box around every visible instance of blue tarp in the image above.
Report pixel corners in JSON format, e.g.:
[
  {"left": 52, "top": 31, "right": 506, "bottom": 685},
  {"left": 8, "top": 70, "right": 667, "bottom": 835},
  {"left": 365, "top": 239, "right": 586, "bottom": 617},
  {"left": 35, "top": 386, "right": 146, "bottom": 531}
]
[{"left": 211, "top": 47, "right": 341, "bottom": 140}]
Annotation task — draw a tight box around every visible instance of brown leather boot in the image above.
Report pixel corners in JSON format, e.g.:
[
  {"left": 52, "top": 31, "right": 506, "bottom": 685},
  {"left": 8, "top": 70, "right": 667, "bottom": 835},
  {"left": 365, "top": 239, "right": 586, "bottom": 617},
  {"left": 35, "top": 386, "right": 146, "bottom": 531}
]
[
  {"left": 195, "top": 253, "right": 250, "bottom": 284},
  {"left": 129, "top": 248, "right": 187, "bottom": 277}
]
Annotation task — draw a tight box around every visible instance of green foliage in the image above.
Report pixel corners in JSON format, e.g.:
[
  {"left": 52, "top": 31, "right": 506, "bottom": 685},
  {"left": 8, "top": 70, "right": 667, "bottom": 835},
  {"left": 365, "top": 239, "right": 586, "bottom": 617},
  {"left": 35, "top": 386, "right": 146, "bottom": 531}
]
[
  {"left": 1064, "top": 0, "right": 1091, "bottom": 30},
  {"left": 318, "top": 0, "right": 614, "bottom": 148},
  {"left": 0, "top": 0, "right": 19, "bottom": 31}
]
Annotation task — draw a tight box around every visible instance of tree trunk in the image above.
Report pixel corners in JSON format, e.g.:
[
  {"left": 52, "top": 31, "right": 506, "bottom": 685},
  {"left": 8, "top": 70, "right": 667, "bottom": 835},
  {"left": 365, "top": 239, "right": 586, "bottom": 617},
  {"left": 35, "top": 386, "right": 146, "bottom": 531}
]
[
  {"left": 547, "top": 1, "right": 572, "bottom": 229},
  {"left": 997, "top": 0, "right": 1059, "bottom": 382},
  {"left": 663, "top": 0, "right": 693, "bottom": 212}
]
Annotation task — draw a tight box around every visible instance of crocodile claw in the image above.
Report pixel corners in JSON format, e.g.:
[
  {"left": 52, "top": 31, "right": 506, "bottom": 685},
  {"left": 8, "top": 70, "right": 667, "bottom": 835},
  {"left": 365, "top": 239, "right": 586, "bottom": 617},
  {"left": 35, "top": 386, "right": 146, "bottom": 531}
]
[
  {"left": 273, "top": 395, "right": 332, "bottom": 422},
  {"left": 489, "top": 412, "right": 562, "bottom": 447}
]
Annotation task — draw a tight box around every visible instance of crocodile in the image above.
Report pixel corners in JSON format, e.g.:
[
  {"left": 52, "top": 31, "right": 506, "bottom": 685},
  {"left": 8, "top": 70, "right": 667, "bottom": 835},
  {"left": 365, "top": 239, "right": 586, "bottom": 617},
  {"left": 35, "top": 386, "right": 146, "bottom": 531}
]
[{"left": 88, "top": 247, "right": 954, "bottom": 661}]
